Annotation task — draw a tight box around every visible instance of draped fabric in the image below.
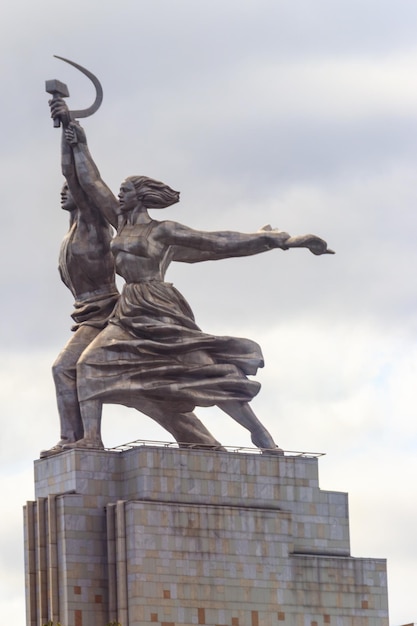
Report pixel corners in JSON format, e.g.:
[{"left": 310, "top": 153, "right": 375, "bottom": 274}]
[
  {"left": 71, "top": 290, "right": 119, "bottom": 331},
  {"left": 77, "top": 280, "right": 263, "bottom": 413}
]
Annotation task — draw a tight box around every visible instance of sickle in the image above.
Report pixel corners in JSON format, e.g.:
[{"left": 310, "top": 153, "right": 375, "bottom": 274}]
[{"left": 53, "top": 55, "right": 103, "bottom": 119}]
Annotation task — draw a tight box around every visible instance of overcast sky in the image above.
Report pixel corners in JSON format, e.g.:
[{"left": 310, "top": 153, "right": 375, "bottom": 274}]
[{"left": 1, "top": 1, "right": 417, "bottom": 623}]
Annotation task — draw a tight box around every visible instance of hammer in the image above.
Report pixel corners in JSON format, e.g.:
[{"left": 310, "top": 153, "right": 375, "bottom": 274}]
[{"left": 45, "top": 78, "right": 69, "bottom": 127}]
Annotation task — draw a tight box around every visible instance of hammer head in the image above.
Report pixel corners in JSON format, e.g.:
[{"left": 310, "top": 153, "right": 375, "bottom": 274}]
[{"left": 45, "top": 79, "right": 69, "bottom": 98}]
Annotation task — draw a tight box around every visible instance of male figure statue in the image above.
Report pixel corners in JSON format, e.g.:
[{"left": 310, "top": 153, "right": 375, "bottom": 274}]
[{"left": 41, "top": 107, "right": 119, "bottom": 457}]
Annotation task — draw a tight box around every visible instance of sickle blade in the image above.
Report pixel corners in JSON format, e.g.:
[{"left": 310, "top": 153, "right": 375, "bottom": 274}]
[{"left": 53, "top": 55, "right": 103, "bottom": 119}]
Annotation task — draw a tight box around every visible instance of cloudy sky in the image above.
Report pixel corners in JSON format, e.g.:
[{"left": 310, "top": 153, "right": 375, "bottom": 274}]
[{"left": 1, "top": 0, "right": 417, "bottom": 623}]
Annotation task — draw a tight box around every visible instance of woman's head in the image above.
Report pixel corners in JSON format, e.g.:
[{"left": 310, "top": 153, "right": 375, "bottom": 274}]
[{"left": 120, "top": 176, "right": 180, "bottom": 211}]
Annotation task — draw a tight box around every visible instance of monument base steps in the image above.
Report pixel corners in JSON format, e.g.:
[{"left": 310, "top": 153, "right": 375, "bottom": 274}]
[{"left": 24, "top": 447, "right": 389, "bottom": 626}]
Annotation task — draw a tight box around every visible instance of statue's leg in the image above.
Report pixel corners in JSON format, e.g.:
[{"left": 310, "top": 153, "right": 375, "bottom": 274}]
[
  {"left": 69, "top": 326, "right": 225, "bottom": 450},
  {"left": 41, "top": 326, "right": 101, "bottom": 457},
  {"left": 63, "top": 402, "right": 223, "bottom": 451},
  {"left": 62, "top": 399, "right": 104, "bottom": 450},
  {"left": 217, "top": 401, "right": 283, "bottom": 453},
  {"left": 139, "top": 406, "right": 224, "bottom": 450}
]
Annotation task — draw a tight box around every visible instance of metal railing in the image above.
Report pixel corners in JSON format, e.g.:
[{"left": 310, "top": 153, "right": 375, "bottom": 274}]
[{"left": 107, "top": 438, "right": 325, "bottom": 458}]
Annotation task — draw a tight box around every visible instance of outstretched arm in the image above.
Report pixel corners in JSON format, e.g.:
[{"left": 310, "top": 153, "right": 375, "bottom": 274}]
[
  {"left": 50, "top": 99, "right": 118, "bottom": 228},
  {"left": 161, "top": 222, "right": 333, "bottom": 263}
]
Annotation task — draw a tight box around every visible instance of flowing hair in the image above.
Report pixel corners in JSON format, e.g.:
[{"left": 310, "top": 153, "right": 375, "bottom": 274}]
[{"left": 126, "top": 175, "right": 180, "bottom": 209}]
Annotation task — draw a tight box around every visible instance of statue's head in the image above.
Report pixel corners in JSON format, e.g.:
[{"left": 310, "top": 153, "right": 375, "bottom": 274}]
[
  {"left": 119, "top": 176, "right": 180, "bottom": 212},
  {"left": 60, "top": 183, "right": 76, "bottom": 212}
]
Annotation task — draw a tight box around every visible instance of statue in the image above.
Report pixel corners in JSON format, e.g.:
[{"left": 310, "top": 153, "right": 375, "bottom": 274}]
[
  {"left": 42, "top": 59, "right": 225, "bottom": 457},
  {"left": 44, "top": 58, "right": 334, "bottom": 456},
  {"left": 41, "top": 60, "right": 118, "bottom": 457}
]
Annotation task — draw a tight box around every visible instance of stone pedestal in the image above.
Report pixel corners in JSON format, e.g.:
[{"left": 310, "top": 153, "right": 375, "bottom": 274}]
[{"left": 24, "top": 447, "right": 389, "bottom": 626}]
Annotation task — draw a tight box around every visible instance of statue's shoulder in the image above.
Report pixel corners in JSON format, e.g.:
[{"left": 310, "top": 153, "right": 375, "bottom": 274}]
[{"left": 154, "top": 218, "right": 183, "bottom": 233}]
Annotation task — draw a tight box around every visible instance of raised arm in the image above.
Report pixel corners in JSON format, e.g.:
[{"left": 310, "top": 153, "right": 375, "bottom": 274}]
[
  {"left": 58, "top": 123, "right": 98, "bottom": 220},
  {"left": 50, "top": 99, "right": 118, "bottom": 228},
  {"left": 68, "top": 124, "right": 118, "bottom": 229},
  {"left": 49, "top": 99, "right": 88, "bottom": 215},
  {"left": 160, "top": 221, "right": 333, "bottom": 263}
]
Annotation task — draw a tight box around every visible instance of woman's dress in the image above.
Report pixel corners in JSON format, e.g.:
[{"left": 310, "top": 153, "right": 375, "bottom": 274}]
[{"left": 77, "top": 221, "right": 264, "bottom": 413}]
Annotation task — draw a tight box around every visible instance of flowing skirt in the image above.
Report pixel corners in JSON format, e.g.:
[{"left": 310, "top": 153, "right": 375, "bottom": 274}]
[{"left": 77, "top": 281, "right": 264, "bottom": 413}]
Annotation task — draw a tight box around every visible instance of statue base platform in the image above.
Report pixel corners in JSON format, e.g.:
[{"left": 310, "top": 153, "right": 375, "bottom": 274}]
[{"left": 24, "top": 446, "right": 389, "bottom": 626}]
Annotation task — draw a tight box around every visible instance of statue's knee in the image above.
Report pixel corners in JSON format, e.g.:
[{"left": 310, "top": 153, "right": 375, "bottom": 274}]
[{"left": 52, "top": 355, "right": 75, "bottom": 383}]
